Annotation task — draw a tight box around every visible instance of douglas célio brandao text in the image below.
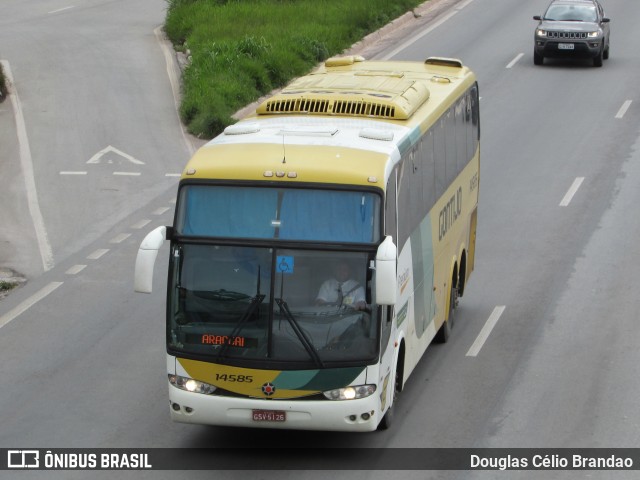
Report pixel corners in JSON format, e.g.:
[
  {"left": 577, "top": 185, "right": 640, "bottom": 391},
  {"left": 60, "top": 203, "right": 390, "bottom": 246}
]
[{"left": 470, "top": 453, "right": 634, "bottom": 470}]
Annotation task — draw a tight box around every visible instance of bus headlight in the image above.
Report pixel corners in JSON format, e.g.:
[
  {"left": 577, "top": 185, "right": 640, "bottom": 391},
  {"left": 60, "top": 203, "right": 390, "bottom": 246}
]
[
  {"left": 323, "top": 385, "right": 376, "bottom": 400},
  {"left": 169, "top": 374, "right": 217, "bottom": 395}
]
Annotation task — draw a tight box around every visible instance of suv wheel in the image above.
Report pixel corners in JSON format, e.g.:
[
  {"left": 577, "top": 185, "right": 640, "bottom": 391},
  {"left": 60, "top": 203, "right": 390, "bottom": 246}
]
[
  {"left": 533, "top": 50, "right": 544, "bottom": 65},
  {"left": 593, "top": 47, "right": 604, "bottom": 67}
]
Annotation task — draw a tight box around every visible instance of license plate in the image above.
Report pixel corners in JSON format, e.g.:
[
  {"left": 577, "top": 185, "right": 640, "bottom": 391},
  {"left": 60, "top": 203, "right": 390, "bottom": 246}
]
[
  {"left": 558, "top": 43, "right": 574, "bottom": 50},
  {"left": 252, "top": 410, "right": 286, "bottom": 422}
]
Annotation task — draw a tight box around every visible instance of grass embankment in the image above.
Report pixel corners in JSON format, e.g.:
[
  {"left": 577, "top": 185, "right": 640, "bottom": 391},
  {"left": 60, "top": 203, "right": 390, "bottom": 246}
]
[{"left": 165, "top": 0, "right": 426, "bottom": 139}]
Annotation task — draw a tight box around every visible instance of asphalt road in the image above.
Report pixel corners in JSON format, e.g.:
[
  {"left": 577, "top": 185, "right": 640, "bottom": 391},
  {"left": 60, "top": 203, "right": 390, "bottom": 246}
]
[{"left": 1, "top": 0, "right": 639, "bottom": 479}]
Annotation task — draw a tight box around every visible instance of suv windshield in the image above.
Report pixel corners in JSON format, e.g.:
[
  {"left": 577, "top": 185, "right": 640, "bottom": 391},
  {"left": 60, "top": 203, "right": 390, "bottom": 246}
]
[
  {"left": 544, "top": 5, "right": 597, "bottom": 22},
  {"left": 168, "top": 244, "right": 378, "bottom": 367}
]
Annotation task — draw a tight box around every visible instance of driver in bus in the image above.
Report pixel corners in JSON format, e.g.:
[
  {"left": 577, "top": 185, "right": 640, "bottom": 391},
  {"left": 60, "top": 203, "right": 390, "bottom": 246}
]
[{"left": 315, "top": 261, "right": 367, "bottom": 311}]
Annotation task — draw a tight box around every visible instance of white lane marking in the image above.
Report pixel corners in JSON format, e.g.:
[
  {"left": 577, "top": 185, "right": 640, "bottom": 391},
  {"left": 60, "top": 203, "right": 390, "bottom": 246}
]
[
  {"left": 559, "top": 177, "right": 585, "bottom": 207},
  {"left": 379, "top": 0, "right": 475, "bottom": 60},
  {"left": 153, "top": 207, "right": 171, "bottom": 215},
  {"left": 0, "top": 282, "right": 64, "bottom": 329},
  {"left": 165, "top": 173, "right": 182, "bottom": 177},
  {"left": 506, "top": 53, "right": 524, "bottom": 69},
  {"left": 1, "top": 60, "right": 54, "bottom": 272},
  {"left": 59, "top": 171, "right": 87, "bottom": 175},
  {"left": 110, "top": 233, "right": 131, "bottom": 244},
  {"left": 131, "top": 219, "right": 152, "bottom": 229},
  {"left": 615, "top": 100, "right": 632, "bottom": 119},
  {"left": 48, "top": 6, "right": 75, "bottom": 14},
  {"left": 466, "top": 306, "right": 506, "bottom": 357},
  {"left": 87, "top": 249, "right": 109, "bottom": 260},
  {"left": 66, "top": 264, "right": 86, "bottom": 275},
  {"left": 113, "top": 172, "right": 141, "bottom": 176}
]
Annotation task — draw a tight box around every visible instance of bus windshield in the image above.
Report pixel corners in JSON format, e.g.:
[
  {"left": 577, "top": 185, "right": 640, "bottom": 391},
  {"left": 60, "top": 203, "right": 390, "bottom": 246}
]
[
  {"left": 175, "top": 185, "right": 380, "bottom": 244},
  {"left": 168, "top": 244, "right": 378, "bottom": 367}
]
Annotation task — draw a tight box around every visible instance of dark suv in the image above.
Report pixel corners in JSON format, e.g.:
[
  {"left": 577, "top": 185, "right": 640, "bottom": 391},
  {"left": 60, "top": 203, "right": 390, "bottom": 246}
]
[{"left": 533, "top": 0, "right": 610, "bottom": 67}]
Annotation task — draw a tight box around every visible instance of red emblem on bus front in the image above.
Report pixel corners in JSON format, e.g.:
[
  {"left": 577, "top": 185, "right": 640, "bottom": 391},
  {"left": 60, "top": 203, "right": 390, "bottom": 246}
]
[{"left": 261, "top": 383, "right": 276, "bottom": 396}]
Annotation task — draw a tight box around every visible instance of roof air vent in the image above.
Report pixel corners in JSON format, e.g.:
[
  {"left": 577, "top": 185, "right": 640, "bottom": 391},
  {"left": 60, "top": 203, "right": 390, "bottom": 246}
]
[
  {"left": 425, "top": 57, "right": 463, "bottom": 68},
  {"left": 224, "top": 123, "right": 260, "bottom": 135}
]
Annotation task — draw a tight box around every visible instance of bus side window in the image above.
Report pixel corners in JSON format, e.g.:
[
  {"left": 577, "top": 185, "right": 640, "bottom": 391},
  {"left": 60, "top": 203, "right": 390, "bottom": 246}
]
[
  {"left": 456, "top": 97, "right": 468, "bottom": 173},
  {"left": 422, "top": 130, "right": 436, "bottom": 211},
  {"left": 385, "top": 170, "right": 397, "bottom": 242},
  {"left": 468, "top": 85, "right": 480, "bottom": 156},
  {"left": 434, "top": 118, "right": 447, "bottom": 198},
  {"left": 408, "top": 146, "right": 422, "bottom": 232},
  {"left": 445, "top": 109, "right": 457, "bottom": 185},
  {"left": 397, "top": 162, "right": 412, "bottom": 249}
]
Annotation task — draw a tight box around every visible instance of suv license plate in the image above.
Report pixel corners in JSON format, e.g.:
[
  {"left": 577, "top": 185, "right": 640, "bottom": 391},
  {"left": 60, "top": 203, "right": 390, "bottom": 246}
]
[
  {"left": 558, "top": 43, "right": 574, "bottom": 50},
  {"left": 252, "top": 410, "right": 286, "bottom": 422}
]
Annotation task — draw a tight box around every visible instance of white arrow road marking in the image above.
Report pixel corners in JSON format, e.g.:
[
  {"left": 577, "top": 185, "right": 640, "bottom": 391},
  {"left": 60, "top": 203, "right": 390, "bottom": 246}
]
[{"left": 87, "top": 145, "right": 145, "bottom": 165}]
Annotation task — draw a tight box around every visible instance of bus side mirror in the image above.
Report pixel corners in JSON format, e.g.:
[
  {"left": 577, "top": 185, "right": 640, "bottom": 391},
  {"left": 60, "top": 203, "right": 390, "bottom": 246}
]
[
  {"left": 375, "top": 236, "right": 397, "bottom": 306},
  {"left": 134, "top": 226, "right": 167, "bottom": 293}
]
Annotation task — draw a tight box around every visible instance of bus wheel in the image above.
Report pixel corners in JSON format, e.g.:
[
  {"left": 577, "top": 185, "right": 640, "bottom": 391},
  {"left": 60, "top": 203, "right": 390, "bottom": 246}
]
[
  {"left": 435, "top": 282, "right": 457, "bottom": 343},
  {"left": 378, "top": 361, "right": 402, "bottom": 430}
]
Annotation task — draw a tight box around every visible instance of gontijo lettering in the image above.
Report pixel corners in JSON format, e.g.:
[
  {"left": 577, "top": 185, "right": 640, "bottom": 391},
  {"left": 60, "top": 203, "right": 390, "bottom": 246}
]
[{"left": 439, "top": 187, "right": 462, "bottom": 241}]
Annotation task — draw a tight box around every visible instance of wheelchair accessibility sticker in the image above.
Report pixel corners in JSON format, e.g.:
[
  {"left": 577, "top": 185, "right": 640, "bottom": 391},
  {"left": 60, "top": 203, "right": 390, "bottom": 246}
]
[{"left": 276, "top": 256, "right": 294, "bottom": 274}]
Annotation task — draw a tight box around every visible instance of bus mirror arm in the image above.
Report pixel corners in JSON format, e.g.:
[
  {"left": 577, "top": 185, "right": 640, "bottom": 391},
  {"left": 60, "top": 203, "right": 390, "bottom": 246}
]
[
  {"left": 375, "top": 236, "right": 397, "bottom": 306},
  {"left": 134, "top": 226, "right": 167, "bottom": 294}
]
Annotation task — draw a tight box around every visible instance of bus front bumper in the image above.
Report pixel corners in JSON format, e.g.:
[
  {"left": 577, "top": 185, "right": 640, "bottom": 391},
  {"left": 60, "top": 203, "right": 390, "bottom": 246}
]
[{"left": 168, "top": 384, "right": 381, "bottom": 432}]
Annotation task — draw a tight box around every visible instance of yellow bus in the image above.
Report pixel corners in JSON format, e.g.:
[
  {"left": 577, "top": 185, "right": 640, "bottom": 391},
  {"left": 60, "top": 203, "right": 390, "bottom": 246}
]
[{"left": 135, "top": 55, "right": 480, "bottom": 432}]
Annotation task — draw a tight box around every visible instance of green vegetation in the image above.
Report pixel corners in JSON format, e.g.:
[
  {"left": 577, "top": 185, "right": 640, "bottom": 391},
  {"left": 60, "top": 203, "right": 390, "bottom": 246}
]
[
  {"left": 165, "top": 0, "right": 426, "bottom": 138},
  {"left": 0, "top": 63, "right": 7, "bottom": 103},
  {"left": 0, "top": 281, "right": 17, "bottom": 292}
]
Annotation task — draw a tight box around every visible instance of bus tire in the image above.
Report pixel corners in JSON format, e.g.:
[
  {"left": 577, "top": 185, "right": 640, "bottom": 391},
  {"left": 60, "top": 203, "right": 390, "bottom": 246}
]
[
  {"left": 378, "top": 395, "right": 395, "bottom": 430},
  {"left": 435, "top": 282, "right": 457, "bottom": 343},
  {"left": 378, "top": 352, "right": 403, "bottom": 430}
]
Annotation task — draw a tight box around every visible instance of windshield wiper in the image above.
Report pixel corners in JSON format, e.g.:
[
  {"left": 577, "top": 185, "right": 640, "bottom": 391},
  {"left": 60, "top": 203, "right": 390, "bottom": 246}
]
[
  {"left": 216, "top": 265, "right": 266, "bottom": 360},
  {"left": 193, "top": 289, "right": 250, "bottom": 301},
  {"left": 215, "top": 293, "right": 265, "bottom": 360},
  {"left": 276, "top": 298, "right": 324, "bottom": 368}
]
